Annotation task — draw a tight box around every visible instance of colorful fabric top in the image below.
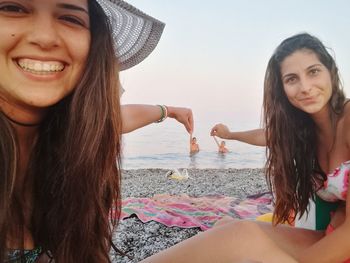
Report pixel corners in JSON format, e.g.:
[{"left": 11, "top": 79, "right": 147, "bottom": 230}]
[
  {"left": 6, "top": 247, "right": 43, "bottom": 263},
  {"left": 317, "top": 160, "right": 350, "bottom": 202}
]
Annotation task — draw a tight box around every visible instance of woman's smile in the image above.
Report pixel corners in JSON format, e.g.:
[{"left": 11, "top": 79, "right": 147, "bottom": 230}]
[
  {"left": 17, "top": 58, "right": 65, "bottom": 74},
  {"left": 298, "top": 93, "right": 320, "bottom": 104},
  {"left": 13, "top": 57, "right": 67, "bottom": 81}
]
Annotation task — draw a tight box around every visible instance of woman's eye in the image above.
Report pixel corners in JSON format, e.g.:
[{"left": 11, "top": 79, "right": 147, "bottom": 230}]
[
  {"left": 286, "top": 77, "right": 296, "bottom": 84},
  {"left": 0, "top": 4, "right": 27, "bottom": 14},
  {"left": 60, "top": 16, "right": 86, "bottom": 27},
  {"left": 310, "top": 68, "right": 320, "bottom": 75}
]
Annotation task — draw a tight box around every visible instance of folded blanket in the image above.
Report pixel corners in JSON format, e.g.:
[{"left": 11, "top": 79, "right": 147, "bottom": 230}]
[{"left": 121, "top": 192, "right": 273, "bottom": 230}]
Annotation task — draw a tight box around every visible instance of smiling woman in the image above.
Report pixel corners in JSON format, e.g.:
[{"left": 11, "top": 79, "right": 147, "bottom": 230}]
[
  {"left": 0, "top": 0, "right": 166, "bottom": 262},
  {"left": 142, "top": 33, "right": 350, "bottom": 263},
  {"left": 0, "top": 0, "right": 90, "bottom": 124},
  {"left": 281, "top": 50, "right": 333, "bottom": 115}
]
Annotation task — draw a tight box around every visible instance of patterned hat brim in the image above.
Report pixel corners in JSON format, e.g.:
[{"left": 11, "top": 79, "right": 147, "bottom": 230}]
[{"left": 96, "top": 0, "right": 165, "bottom": 71}]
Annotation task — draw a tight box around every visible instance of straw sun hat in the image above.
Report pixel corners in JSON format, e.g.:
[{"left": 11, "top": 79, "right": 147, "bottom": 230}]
[{"left": 95, "top": 0, "right": 165, "bottom": 71}]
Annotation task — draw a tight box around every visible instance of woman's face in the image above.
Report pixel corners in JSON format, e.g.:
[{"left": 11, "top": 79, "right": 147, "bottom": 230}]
[
  {"left": 0, "top": 0, "right": 90, "bottom": 120},
  {"left": 280, "top": 49, "right": 332, "bottom": 115}
]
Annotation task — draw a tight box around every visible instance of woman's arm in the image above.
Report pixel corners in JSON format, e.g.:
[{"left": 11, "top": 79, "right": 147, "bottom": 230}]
[
  {"left": 297, "top": 185, "right": 350, "bottom": 263},
  {"left": 210, "top": 124, "right": 266, "bottom": 146},
  {"left": 121, "top": 104, "right": 193, "bottom": 134},
  {"left": 298, "top": 111, "right": 350, "bottom": 262}
]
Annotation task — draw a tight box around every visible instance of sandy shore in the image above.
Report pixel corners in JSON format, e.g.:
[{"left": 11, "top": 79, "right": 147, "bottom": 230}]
[{"left": 112, "top": 168, "right": 268, "bottom": 262}]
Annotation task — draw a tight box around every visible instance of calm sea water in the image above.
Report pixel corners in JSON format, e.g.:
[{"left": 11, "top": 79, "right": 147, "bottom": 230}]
[{"left": 122, "top": 112, "right": 266, "bottom": 169}]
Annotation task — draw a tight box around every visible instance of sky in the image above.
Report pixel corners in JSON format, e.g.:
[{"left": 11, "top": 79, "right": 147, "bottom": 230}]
[{"left": 120, "top": 0, "right": 350, "bottom": 130}]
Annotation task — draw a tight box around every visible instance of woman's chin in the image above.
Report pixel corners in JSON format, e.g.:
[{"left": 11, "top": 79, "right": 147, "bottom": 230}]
[{"left": 14, "top": 97, "right": 63, "bottom": 112}]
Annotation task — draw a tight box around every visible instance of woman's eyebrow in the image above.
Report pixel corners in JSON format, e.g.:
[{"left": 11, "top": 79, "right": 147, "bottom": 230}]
[
  {"left": 306, "top": 63, "right": 323, "bottom": 70},
  {"left": 56, "top": 3, "right": 88, "bottom": 14}
]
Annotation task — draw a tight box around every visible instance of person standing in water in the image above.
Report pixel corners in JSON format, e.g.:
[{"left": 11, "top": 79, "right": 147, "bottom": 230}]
[
  {"left": 190, "top": 134, "right": 200, "bottom": 154},
  {"left": 212, "top": 135, "right": 229, "bottom": 153}
]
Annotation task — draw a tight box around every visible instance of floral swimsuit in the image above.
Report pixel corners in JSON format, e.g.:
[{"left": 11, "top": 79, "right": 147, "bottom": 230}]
[
  {"left": 317, "top": 160, "right": 350, "bottom": 202},
  {"left": 317, "top": 160, "right": 350, "bottom": 263}
]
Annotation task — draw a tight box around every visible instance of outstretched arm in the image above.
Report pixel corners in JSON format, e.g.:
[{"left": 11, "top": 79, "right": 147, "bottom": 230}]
[
  {"left": 210, "top": 123, "right": 266, "bottom": 146},
  {"left": 121, "top": 104, "right": 193, "bottom": 134}
]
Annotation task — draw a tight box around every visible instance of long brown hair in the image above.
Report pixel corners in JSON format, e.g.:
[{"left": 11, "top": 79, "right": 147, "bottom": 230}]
[
  {"left": 263, "top": 33, "right": 345, "bottom": 224},
  {"left": 1, "top": 0, "right": 122, "bottom": 262},
  {"left": 0, "top": 113, "right": 19, "bottom": 262}
]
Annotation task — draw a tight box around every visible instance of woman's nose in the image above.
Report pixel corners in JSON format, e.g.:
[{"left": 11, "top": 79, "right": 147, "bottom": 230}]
[
  {"left": 299, "top": 78, "right": 312, "bottom": 94},
  {"left": 26, "top": 14, "right": 62, "bottom": 50}
]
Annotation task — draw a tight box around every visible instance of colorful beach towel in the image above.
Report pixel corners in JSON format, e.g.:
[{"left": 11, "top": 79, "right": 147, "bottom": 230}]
[{"left": 121, "top": 192, "right": 273, "bottom": 231}]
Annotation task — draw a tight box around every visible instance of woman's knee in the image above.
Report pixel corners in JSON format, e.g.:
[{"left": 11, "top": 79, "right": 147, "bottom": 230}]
[
  {"left": 222, "top": 220, "right": 272, "bottom": 245},
  {"left": 227, "top": 220, "right": 260, "bottom": 233},
  {"left": 213, "top": 216, "right": 237, "bottom": 228}
]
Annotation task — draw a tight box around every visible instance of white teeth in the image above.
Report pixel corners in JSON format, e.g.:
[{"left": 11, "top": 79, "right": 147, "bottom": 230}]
[
  {"left": 17, "top": 58, "right": 65, "bottom": 74},
  {"left": 34, "top": 62, "right": 42, "bottom": 71},
  {"left": 43, "top": 63, "right": 50, "bottom": 71}
]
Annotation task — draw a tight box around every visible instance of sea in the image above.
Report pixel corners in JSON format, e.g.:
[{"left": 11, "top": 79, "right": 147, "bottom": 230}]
[{"left": 121, "top": 113, "right": 266, "bottom": 170}]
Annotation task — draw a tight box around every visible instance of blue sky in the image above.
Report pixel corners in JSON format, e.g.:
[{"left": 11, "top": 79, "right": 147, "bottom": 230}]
[{"left": 121, "top": 0, "right": 350, "bottom": 128}]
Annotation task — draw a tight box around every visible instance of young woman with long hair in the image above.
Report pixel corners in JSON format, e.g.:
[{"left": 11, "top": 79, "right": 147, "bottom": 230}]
[
  {"left": 143, "top": 33, "right": 350, "bottom": 262},
  {"left": 0, "top": 0, "right": 193, "bottom": 262}
]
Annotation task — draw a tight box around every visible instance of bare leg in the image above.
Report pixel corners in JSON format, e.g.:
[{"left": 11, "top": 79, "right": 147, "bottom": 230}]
[
  {"left": 140, "top": 220, "right": 324, "bottom": 263},
  {"left": 213, "top": 216, "right": 236, "bottom": 228}
]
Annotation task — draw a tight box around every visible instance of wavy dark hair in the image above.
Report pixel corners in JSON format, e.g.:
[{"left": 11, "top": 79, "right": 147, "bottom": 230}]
[
  {"left": 0, "top": 0, "right": 122, "bottom": 262},
  {"left": 263, "top": 33, "right": 345, "bottom": 224}
]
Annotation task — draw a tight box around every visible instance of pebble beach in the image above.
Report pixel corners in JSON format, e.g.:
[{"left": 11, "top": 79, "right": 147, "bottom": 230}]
[{"left": 112, "top": 168, "right": 268, "bottom": 262}]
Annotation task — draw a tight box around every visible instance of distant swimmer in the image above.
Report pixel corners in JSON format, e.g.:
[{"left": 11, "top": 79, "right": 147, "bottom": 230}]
[
  {"left": 190, "top": 134, "right": 200, "bottom": 154},
  {"left": 213, "top": 135, "right": 229, "bottom": 153},
  {"left": 218, "top": 140, "right": 229, "bottom": 153}
]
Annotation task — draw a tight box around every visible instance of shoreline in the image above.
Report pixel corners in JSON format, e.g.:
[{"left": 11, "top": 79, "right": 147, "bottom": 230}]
[{"left": 113, "top": 168, "right": 268, "bottom": 262}]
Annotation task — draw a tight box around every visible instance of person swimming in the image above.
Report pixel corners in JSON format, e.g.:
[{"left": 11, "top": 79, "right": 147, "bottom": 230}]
[
  {"left": 218, "top": 141, "right": 229, "bottom": 153},
  {"left": 190, "top": 135, "right": 200, "bottom": 154},
  {"left": 213, "top": 135, "right": 229, "bottom": 153}
]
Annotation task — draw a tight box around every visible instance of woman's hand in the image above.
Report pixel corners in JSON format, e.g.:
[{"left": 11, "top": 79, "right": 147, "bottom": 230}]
[
  {"left": 167, "top": 106, "right": 194, "bottom": 134},
  {"left": 210, "top": 123, "right": 231, "bottom": 139}
]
